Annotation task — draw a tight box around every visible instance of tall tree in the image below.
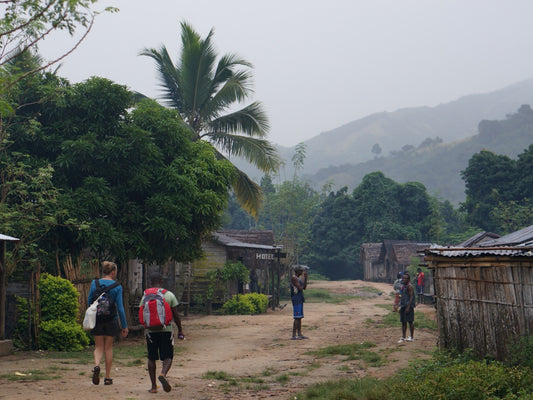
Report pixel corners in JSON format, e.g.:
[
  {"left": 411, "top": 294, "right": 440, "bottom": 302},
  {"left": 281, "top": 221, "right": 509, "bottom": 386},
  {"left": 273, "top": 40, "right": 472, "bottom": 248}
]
[
  {"left": 140, "top": 21, "right": 280, "bottom": 217},
  {"left": 0, "top": 0, "right": 117, "bottom": 86}
]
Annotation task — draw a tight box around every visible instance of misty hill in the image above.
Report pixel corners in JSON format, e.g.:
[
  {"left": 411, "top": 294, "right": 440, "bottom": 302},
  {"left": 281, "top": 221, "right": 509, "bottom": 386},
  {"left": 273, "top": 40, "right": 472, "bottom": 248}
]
[
  {"left": 309, "top": 104, "right": 533, "bottom": 205},
  {"left": 291, "top": 78, "right": 533, "bottom": 175},
  {"left": 233, "top": 78, "right": 533, "bottom": 203}
]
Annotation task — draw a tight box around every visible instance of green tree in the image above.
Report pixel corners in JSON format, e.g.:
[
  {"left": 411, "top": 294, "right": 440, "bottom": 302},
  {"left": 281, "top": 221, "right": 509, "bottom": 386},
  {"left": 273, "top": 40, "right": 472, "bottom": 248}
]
[
  {"left": 140, "top": 21, "right": 280, "bottom": 217},
  {"left": 33, "top": 77, "right": 234, "bottom": 265},
  {"left": 461, "top": 150, "right": 517, "bottom": 231}
]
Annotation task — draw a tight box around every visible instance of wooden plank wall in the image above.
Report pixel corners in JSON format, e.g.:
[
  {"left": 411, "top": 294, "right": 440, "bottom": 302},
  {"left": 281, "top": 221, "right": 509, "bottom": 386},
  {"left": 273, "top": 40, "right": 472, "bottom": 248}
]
[{"left": 430, "top": 256, "right": 533, "bottom": 360}]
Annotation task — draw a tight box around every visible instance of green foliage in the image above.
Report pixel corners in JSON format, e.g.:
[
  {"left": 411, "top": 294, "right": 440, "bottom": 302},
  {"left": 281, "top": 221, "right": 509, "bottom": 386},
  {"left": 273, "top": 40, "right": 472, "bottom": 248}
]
[
  {"left": 220, "top": 261, "right": 249, "bottom": 283},
  {"left": 297, "top": 377, "right": 389, "bottom": 400},
  {"left": 388, "top": 358, "right": 533, "bottom": 400},
  {"left": 38, "top": 273, "right": 79, "bottom": 323},
  {"left": 507, "top": 335, "right": 533, "bottom": 368},
  {"left": 205, "top": 261, "right": 249, "bottom": 303},
  {"left": 140, "top": 20, "right": 279, "bottom": 216},
  {"left": 36, "top": 273, "right": 89, "bottom": 351},
  {"left": 38, "top": 320, "right": 89, "bottom": 351},
  {"left": 219, "top": 293, "right": 269, "bottom": 315},
  {"left": 13, "top": 296, "right": 30, "bottom": 349},
  {"left": 308, "top": 342, "right": 383, "bottom": 366},
  {"left": 245, "top": 293, "right": 269, "bottom": 313},
  {"left": 0, "top": 1, "right": 117, "bottom": 85},
  {"left": 298, "top": 352, "right": 533, "bottom": 400}
]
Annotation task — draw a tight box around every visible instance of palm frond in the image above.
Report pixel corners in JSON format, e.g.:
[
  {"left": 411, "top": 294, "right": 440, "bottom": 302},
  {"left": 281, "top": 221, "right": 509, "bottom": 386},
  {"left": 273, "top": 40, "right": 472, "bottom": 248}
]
[
  {"left": 208, "top": 133, "right": 280, "bottom": 173},
  {"left": 139, "top": 46, "right": 183, "bottom": 110},
  {"left": 208, "top": 102, "right": 270, "bottom": 137},
  {"left": 178, "top": 21, "right": 217, "bottom": 118},
  {"left": 211, "top": 53, "right": 253, "bottom": 93},
  {"left": 204, "top": 70, "right": 254, "bottom": 118},
  {"left": 230, "top": 166, "right": 263, "bottom": 218}
]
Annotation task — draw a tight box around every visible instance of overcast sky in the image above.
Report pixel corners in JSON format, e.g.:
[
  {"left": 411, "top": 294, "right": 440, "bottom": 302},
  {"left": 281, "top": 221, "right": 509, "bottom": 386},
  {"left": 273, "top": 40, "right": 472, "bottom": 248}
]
[{"left": 38, "top": 0, "right": 533, "bottom": 147}]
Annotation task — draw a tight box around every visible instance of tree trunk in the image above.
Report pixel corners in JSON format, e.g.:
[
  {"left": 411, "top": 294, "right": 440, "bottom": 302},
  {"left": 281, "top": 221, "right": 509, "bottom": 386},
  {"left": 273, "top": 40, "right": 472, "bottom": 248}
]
[
  {"left": 0, "top": 241, "right": 6, "bottom": 339},
  {"left": 0, "top": 265, "right": 6, "bottom": 340}
]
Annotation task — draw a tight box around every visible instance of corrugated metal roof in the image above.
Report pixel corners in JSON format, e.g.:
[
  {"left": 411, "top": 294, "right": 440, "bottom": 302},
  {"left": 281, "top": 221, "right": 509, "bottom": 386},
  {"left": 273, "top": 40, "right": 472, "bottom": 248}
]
[
  {"left": 479, "top": 224, "right": 533, "bottom": 247},
  {"left": 0, "top": 234, "right": 19, "bottom": 241},
  {"left": 458, "top": 231, "right": 501, "bottom": 247},
  {"left": 425, "top": 245, "right": 533, "bottom": 258},
  {"left": 212, "top": 232, "right": 282, "bottom": 250}
]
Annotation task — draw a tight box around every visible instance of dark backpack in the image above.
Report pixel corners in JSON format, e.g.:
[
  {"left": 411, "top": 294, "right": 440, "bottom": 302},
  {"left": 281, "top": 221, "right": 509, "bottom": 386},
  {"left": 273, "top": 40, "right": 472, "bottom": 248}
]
[{"left": 92, "top": 280, "right": 120, "bottom": 322}]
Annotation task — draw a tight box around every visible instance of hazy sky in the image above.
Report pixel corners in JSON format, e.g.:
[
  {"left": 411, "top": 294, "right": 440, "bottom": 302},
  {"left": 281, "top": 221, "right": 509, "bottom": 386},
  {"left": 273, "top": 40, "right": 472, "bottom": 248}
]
[{"left": 38, "top": 0, "right": 533, "bottom": 147}]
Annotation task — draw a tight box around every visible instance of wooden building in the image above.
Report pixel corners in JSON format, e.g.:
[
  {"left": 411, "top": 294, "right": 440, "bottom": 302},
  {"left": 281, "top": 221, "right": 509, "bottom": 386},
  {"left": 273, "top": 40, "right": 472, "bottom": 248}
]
[
  {"left": 424, "top": 225, "right": 533, "bottom": 360},
  {"left": 130, "top": 230, "right": 286, "bottom": 314},
  {"left": 361, "top": 240, "right": 433, "bottom": 283}
]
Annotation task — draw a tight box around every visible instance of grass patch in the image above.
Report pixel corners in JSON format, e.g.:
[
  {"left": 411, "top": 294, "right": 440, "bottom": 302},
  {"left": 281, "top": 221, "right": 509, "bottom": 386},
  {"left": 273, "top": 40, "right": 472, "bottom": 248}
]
[
  {"left": 296, "top": 377, "right": 387, "bottom": 400},
  {"left": 307, "top": 342, "right": 384, "bottom": 367},
  {"left": 304, "top": 289, "right": 359, "bottom": 304},
  {"left": 1, "top": 369, "right": 62, "bottom": 381},
  {"left": 375, "top": 304, "right": 437, "bottom": 331}
]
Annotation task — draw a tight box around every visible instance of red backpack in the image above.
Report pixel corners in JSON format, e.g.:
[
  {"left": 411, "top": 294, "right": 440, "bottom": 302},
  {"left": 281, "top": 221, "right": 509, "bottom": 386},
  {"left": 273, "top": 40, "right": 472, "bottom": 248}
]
[{"left": 139, "top": 288, "right": 173, "bottom": 329}]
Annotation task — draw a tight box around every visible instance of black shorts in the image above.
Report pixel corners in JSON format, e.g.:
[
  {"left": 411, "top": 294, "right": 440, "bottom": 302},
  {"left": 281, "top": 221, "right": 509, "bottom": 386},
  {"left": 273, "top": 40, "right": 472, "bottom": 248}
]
[
  {"left": 91, "top": 318, "right": 120, "bottom": 337},
  {"left": 400, "top": 307, "right": 415, "bottom": 323},
  {"left": 146, "top": 331, "right": 174, "bottom": 361}
]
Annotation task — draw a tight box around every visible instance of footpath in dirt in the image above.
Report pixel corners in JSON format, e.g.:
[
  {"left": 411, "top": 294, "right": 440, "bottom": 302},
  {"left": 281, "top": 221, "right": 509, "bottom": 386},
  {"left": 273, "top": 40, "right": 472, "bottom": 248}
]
[{"left": 0, "top": 280, "right": 437, "bottom": 400}]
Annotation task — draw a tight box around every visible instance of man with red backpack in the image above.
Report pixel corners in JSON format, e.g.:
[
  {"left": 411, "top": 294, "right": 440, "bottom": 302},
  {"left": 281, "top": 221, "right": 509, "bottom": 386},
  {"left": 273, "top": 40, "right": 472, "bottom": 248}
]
[{"left": 139, "top": 272, "right": 184, "bottom": 393}]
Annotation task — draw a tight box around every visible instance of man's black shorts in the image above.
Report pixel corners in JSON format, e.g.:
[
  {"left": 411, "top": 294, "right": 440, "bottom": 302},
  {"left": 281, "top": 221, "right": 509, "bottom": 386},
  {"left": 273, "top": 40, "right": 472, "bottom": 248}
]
[
  {"left": 146, "top": 331, "right": 174, "bottom": 361},
  {"left": 400, "top": 307, "right": 414, "bottom": 323}
]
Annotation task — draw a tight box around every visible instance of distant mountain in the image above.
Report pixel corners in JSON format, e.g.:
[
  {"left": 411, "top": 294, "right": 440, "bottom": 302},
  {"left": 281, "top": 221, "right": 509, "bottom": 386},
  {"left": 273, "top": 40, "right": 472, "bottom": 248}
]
[
  {"left": 233, "top": 79, "right": 533, "bottom": 202},
  {"left": 309, "top": 104, "right": 533, "bottom": 205},
  {"left": 296, "top": 78, "right": 533, "bottom": 175}
]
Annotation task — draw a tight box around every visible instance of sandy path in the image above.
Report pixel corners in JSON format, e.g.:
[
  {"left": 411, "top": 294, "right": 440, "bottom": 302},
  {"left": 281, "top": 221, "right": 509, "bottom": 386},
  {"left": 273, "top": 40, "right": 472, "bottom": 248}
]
[{"left": 0, "top": 280, "right": 437, "bottom": 399}]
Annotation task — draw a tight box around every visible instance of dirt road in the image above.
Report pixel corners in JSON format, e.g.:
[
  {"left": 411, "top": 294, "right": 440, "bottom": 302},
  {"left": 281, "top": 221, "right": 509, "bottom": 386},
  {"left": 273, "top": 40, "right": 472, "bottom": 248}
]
[{"left": 0, "top": 280, "right": 437, "bottom": 399}]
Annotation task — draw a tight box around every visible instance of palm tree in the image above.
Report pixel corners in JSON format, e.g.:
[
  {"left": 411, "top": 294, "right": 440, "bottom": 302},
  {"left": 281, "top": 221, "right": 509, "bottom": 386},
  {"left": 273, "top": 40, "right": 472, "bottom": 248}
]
[{"left": 140, "top": 21, "right": 280, "bottom": 217}]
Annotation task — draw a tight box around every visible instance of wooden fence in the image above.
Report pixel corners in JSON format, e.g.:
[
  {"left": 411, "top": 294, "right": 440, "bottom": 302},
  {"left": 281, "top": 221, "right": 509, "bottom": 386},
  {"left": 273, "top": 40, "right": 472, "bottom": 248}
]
[{"left": 427, "top": 254, "right": 533, "bottom": 360}]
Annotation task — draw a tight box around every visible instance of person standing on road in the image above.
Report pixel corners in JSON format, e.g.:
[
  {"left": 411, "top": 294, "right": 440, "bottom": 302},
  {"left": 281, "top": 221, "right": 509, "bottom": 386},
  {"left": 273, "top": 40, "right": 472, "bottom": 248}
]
[
  {"left": 88, "top": 261, "right": 129, "bottom": 386},
  {"left": 141, "top": 272, "right": 184, "bottom": 393},
  {"left": 415, "top": 267, "right": 425, "bottom": 304},
  {"left": 290, "top": 265, "right": 308, "bottom": 340},
  {"left": 398, "top": 273, "right": 415, "bottom": 343}
]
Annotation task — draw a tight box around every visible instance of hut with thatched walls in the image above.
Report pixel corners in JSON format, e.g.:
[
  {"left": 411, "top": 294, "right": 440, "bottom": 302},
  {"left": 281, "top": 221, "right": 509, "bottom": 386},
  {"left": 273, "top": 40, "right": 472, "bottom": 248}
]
[
  {"left": 360, "top": 243, "right": 382, "bottom": 281},
  {"left": 361, "top": 240, "right": 433, "bottom": 283},
  {"left": 424, "top": 225, "right": 533, "bottom": 361}
]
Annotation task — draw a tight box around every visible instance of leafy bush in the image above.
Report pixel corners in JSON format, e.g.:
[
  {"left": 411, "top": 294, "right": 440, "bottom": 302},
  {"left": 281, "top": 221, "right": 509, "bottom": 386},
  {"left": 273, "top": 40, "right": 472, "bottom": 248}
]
[
  {"left": 507, "top": 335, "right": 533, "bottom": 368},
  {"left": 37, "top": 273, "right": 89, "bottom": 351},
  {"left": 387, "top": 356, "right": 533, "bottom": 400},
  {"left": 219, "top": 293, "right": 269, "bottom": 315},
  {"left": 38, "top": 273, "right": 79, "bottom": 323},
  {"left": 298, "top": 352, "right": 533, "bottom": 400},
  {"left": 38, "top": 320, "right": 90, "bottom": 351},
  {"left": 245, "top": 293, "right": 269, "bottom": 313}
]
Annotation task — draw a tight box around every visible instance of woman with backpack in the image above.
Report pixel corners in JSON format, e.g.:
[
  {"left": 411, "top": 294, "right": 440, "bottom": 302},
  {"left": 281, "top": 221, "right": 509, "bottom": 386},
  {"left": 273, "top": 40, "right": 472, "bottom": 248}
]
[{"left": 87, "top": 261, "right": 129, "bottom": 385}]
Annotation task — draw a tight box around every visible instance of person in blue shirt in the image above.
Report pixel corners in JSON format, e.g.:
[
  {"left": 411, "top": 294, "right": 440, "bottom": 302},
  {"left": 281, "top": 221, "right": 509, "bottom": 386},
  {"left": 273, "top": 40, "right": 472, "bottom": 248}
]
[{"left": 87, "top": 261, "right": 128, "bottom": 385}]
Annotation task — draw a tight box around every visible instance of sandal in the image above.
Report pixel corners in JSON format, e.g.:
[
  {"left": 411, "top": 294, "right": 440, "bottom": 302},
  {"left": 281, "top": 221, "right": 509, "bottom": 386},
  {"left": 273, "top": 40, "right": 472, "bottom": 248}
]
[
  {"left": 91, "top": 366, "right": 100, "bottom": 385},
  {"left": 104, "top": 378, "right": 113, "bottom": 385},
  {"left": 158, "top": 375, "right": 171, "bottom": 392}
]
